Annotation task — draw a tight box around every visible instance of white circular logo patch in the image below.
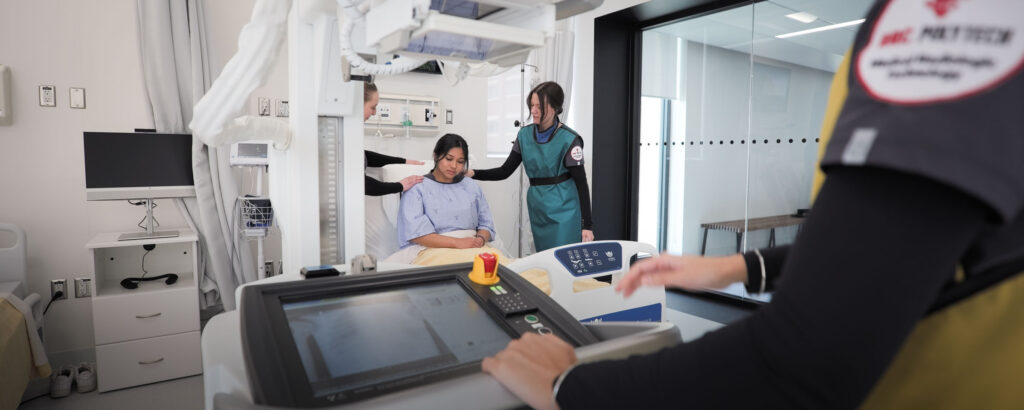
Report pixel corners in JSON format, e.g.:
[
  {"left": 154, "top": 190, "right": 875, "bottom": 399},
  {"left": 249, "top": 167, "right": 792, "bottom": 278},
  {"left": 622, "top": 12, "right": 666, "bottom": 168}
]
[
  {"left": 570, "top": 146, "right": 584, "bottom": 161},
  {"left": 856, "top": 0, "right": 1024, "bottom": 105}
]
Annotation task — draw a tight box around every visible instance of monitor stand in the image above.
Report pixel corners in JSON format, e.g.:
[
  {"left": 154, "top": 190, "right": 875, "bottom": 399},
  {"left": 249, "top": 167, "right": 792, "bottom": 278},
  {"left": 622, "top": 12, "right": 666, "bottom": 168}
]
[{"left": 118, "top": 199, "right": 179, "bottom": 241}]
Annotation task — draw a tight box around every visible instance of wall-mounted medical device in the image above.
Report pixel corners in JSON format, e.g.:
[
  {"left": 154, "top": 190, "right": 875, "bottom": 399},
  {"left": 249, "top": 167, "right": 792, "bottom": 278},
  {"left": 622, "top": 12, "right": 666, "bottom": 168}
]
[
  {"left": 230, "top": 140, "right": 272, "bottom": 166},
  {"left": 367, "top": 93, "right": 442, "bottom": 132},
  {"left": 0, "top": 65, "right": 10, "bottom": 125}
]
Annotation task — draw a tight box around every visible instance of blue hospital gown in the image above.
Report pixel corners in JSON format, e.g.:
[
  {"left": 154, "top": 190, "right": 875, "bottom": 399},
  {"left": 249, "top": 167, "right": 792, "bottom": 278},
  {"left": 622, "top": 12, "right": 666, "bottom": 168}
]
[{"left": 397, "top": 176, "right": 496, "bottom": 249}]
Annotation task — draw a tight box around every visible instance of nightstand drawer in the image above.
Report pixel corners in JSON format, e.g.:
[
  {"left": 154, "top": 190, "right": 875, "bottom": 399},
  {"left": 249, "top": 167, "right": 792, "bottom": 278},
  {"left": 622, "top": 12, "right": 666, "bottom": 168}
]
[
  {"left": 93, "top": 288, "right": 199, "bottom": 344},
  {"left": 96, "top": 331, "right": 201, "bottom": 392}
]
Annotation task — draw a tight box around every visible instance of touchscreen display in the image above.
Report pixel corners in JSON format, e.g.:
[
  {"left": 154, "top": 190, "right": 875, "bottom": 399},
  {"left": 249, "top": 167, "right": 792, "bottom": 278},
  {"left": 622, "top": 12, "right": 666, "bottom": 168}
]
[{"left": 281, "top": 281, "right": 511, "bottom": 398}]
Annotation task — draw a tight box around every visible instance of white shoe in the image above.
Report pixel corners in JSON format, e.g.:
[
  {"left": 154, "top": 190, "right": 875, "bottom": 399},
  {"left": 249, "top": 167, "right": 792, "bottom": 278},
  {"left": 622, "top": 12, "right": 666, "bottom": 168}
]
[
  {"left": 49, "top": 364, "right": 76, "bottom": 398},
  {"left": 75, "top": 362, "right": 97, "bottom": 393}
]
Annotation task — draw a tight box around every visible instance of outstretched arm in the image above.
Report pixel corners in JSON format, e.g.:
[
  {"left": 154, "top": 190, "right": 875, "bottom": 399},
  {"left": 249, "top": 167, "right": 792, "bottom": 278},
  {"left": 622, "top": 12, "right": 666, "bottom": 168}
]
[{"left": 486, "top": 167, "right": 991, "bottom": 409}]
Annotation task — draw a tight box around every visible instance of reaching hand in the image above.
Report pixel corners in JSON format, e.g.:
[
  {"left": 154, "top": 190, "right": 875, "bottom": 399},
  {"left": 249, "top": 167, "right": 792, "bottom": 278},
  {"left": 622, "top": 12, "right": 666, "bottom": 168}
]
[
  {"left": 400, "top": 175, "right": 424, "bottom": 192},
  {"left": 482, "top": 333, "right": 577, "bottom": 410},
  {"left": 466, "top": 169, "right": 475, "bottom": 178},
  {"left": 615, "top": 253, "right": 748, "bottom": 298},
  {"left": 581, "top": 229, "right": 594, "bottom": 242},
  {"left": 406, "top": 159, "right": 425, "bottom": 165}
]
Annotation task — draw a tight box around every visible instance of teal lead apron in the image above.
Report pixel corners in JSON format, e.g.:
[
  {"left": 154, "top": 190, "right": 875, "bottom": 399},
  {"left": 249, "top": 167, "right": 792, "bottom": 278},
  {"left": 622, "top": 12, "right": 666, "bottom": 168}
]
[{"left": 517, "top": 125, "right": 582, "bottom": 251}]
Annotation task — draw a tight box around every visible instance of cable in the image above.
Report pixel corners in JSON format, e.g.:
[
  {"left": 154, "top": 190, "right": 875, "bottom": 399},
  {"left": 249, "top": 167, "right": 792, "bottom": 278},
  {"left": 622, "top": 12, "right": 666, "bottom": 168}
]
[
  {"left": 43, "top": 291, "right": 63, "bottom": 315},
  {"left": 130, "top": 199, "right": 160, "bottom": 230},
  {"left": 141, "top": 248, "right": 152, "bottom": 279}
]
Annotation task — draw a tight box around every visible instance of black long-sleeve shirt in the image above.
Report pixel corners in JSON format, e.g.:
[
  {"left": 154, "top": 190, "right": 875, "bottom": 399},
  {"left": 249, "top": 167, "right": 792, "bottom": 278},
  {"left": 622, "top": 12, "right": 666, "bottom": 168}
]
[
  {"left": 364, "top": 150, "right": 406, "bottom": 196},
  {"left": 556, "top": 167, "right": 995, "bottom": 409},
  {"left": 473, "top": 151, "right": 594, "bottom": 230}
]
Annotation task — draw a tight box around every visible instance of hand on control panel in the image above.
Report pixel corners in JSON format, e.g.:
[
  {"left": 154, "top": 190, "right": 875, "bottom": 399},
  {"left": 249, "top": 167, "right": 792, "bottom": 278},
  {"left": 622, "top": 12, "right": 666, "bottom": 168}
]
[{"left": 482, "top": 333, "right": 577, "bottom": 410}]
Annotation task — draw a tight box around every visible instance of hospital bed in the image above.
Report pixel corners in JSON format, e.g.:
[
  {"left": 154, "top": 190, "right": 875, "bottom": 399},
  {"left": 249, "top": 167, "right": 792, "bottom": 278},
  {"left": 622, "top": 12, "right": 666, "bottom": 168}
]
[{"left": 0, "top": 223, "right": 49, "bottom": 408}]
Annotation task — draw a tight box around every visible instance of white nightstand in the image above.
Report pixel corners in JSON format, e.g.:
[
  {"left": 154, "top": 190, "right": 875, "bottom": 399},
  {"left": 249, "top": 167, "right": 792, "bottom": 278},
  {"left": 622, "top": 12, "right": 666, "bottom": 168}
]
[{"left": 86, "top": 229, "right": 202, "bottom": 392}]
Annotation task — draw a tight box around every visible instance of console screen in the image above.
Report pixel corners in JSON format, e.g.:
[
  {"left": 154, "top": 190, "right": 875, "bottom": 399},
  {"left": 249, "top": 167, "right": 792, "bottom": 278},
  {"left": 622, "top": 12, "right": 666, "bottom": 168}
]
[{"left": 281, "top": 281, "right": 511, "bottom": 398}]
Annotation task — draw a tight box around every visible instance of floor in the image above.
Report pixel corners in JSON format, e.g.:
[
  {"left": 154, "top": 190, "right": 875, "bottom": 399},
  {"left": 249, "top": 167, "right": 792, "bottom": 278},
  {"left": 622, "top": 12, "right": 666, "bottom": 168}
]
[{"left": 19, "top": 374, "right": 204, "bottom": 410}]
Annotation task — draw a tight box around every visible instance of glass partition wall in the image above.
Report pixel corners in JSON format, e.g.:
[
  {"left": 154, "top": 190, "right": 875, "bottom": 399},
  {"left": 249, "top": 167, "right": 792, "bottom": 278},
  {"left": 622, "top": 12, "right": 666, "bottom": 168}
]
[{"left": 637, "top": 0, "right": 874, "bottom": 300}]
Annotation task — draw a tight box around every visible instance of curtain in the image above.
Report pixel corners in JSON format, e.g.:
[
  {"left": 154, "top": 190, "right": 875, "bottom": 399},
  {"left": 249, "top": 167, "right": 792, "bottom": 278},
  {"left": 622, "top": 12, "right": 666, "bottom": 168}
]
[{"left": 136, "top": 0, "right": 253, "bottom": 310}]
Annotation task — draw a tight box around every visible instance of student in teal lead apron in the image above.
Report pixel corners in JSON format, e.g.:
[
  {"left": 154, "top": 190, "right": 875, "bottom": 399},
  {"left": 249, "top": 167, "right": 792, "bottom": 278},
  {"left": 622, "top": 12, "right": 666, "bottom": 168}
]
[{"left": 468, "top": 81, "right": 593, "bottom": 251}]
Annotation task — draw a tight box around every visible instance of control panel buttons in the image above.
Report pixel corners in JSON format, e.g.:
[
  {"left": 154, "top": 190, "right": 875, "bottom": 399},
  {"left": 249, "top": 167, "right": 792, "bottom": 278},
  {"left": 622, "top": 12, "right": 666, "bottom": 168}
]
[
  {"left": 524, "top": 314, "right": 539, "bottom": 324},
  {"left": 537, "top": 327, "right": 553, "bottom": 335},
  {"left": 490, "top": 292, "right": 536, "bottom": 316}
]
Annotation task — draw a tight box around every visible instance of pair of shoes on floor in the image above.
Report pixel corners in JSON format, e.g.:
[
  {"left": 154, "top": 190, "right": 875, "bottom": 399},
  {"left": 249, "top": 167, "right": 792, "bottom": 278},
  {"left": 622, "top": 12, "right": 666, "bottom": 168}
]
[{"left": 49, "top": 362, "right": 97, "bottom": 398}]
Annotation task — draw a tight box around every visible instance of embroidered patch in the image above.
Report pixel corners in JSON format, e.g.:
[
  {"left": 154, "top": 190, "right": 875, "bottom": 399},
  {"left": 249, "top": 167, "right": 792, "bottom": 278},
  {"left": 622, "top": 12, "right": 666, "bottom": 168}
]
[
  {"left": 856, "top": 0, "right": 1024, "bottom": 104},
  {"left": 570, "top": 146, "right": 584, "bottom": 161}
]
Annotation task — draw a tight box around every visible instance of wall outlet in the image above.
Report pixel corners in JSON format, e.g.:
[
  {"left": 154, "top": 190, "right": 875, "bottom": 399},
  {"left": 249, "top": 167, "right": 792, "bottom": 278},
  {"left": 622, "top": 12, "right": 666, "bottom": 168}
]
[
  {"left": 75, "top": 278, "right": 92, "bottom": 298},
  {"left": 50, "top": 279, "right": 68, "bottom": 300},
  {"left": 257, "top": 97, "right": 271, "bottom": 116},
  {"left": 445, "top": 109, "right": 453, "bottom": 124}
]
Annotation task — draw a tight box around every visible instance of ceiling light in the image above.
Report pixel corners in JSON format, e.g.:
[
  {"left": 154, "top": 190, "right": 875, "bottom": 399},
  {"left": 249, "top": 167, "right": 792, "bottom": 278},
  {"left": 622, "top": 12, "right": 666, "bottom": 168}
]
[
  {"left": 785, "top": 12, "right": 818, "bottom": 23},
  {"left": 775, "top": 19, "right": 866, "bottom": 39}
]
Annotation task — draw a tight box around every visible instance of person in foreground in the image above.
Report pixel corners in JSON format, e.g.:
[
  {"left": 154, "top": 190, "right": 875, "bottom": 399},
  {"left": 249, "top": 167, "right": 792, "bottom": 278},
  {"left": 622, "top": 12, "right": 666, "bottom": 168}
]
[
  {"left": 481, "top": 1, "right": 1024, "bottom": 408},
  {"left": 397, "top": 133, "right": 496, "bottom": 250}
]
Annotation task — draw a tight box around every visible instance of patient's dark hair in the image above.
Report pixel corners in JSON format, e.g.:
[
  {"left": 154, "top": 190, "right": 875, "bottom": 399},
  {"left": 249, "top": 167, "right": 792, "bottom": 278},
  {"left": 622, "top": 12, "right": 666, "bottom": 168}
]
[
  {"left": 364, "top": 82, "right": 378, "bottom": 102},
  {"left": 432, "top": 133, "right": 469, "bottom": 170},
  {"left": 528, "top": 81, "right": 564, "bottom": 127}
]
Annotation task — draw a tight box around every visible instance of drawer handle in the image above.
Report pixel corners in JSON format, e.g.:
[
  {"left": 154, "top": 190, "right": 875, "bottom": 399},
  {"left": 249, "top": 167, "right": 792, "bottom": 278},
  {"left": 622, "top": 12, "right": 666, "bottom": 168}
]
[
  {"left": 135, "top": 312, "right": 162, "bottom": 319},
  {"left": 139, "top": 357, "right": 165, "bottom": 365}
]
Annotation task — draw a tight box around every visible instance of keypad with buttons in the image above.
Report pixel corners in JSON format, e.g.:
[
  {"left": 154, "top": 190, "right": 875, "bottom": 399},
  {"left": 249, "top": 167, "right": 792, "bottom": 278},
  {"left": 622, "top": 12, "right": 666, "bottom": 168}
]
[{"left": 490, "top": 292, "right": 536, "bottom": 316}]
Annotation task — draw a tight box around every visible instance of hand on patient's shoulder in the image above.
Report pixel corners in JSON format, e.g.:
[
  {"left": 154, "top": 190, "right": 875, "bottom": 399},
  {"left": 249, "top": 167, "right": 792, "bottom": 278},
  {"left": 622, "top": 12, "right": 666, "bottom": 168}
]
[
  {"left": 406, "top": 159, "right": 425, "bottom": 165},
  {"left": 400, "top": 175, "right": 424, "bottom": 192}
]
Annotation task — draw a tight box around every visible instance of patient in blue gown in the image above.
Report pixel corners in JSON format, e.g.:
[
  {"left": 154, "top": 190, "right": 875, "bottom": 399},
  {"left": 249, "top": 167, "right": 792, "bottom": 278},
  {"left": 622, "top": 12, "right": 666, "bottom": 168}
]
[{"left": 397, "top": 134, "right": 496, "bottom": 250}]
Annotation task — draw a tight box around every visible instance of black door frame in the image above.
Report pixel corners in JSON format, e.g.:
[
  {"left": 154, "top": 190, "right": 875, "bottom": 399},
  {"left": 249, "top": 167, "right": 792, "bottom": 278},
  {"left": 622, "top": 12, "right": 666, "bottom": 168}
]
[{"left": 591, "top": 0, "right": 752, "bottom": 241}]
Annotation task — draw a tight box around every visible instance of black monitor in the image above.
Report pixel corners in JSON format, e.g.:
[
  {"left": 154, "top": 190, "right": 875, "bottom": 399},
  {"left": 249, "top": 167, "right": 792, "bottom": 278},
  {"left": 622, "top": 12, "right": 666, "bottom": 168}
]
[
  {"left": 83, "top": 132, "right": 195, "bottom": 200},
  {"left": 83, "top": 132, "right": 195, "bottom": 240}
]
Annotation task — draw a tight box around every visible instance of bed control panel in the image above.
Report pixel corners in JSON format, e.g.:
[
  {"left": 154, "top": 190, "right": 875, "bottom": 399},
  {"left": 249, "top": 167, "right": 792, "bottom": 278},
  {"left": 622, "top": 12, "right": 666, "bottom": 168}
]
[{"left": 554, "top": 242, "right": 623, "bottom": 277}]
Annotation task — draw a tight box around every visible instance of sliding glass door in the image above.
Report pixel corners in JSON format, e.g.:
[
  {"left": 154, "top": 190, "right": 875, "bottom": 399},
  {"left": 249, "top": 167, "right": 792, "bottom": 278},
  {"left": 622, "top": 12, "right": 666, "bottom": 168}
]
[{"left": 637, "top": 0, "right": 874, "bottom": 299}]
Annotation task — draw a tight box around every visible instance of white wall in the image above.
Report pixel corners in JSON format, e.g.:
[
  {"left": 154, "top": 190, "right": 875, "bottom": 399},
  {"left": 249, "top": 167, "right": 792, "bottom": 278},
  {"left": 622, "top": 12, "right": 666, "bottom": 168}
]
[
  {"left": 1, "top": 0, "right": 157, "bottom": 354},
  {"left": 0, "top": 0, "right": 281, "bottom": 356}
]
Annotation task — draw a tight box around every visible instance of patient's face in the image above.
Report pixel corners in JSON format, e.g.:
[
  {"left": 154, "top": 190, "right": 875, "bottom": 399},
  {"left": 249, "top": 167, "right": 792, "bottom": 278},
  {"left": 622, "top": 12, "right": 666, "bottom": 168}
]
[{"left": 434, "top": 147, "right": 466, "bottom": 183}]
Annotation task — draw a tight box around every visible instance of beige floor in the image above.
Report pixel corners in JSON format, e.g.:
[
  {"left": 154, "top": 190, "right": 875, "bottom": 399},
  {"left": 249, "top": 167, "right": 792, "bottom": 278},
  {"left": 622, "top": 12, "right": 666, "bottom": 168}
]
[{"left": 19, "top": 374, "right": 203, "bottom": 410}]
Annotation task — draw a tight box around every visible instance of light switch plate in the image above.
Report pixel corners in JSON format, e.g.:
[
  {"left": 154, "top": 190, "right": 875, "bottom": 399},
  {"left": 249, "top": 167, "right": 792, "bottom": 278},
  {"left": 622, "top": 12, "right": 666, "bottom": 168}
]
[
  {"left": 39, "top": 85, "right": 56, "bottom": 107},
  {"left": 275, "top": 99, "right": 289, "bottom": 117},
  {"left": 257, "top": 97, "right": 271, "bottom": 116},
  {"left": 70, "top": 87, "right": 86, "bottom": 109}
]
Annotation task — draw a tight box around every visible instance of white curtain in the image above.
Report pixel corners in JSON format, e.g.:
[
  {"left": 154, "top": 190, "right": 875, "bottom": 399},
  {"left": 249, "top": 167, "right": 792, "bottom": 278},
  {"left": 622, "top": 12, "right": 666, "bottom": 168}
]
[
  {"left": 136, "top": 0, "right": 253, "bottom": 310},
  {"left": 517, "top": 19, "right": 577, "bottom": 256}
]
